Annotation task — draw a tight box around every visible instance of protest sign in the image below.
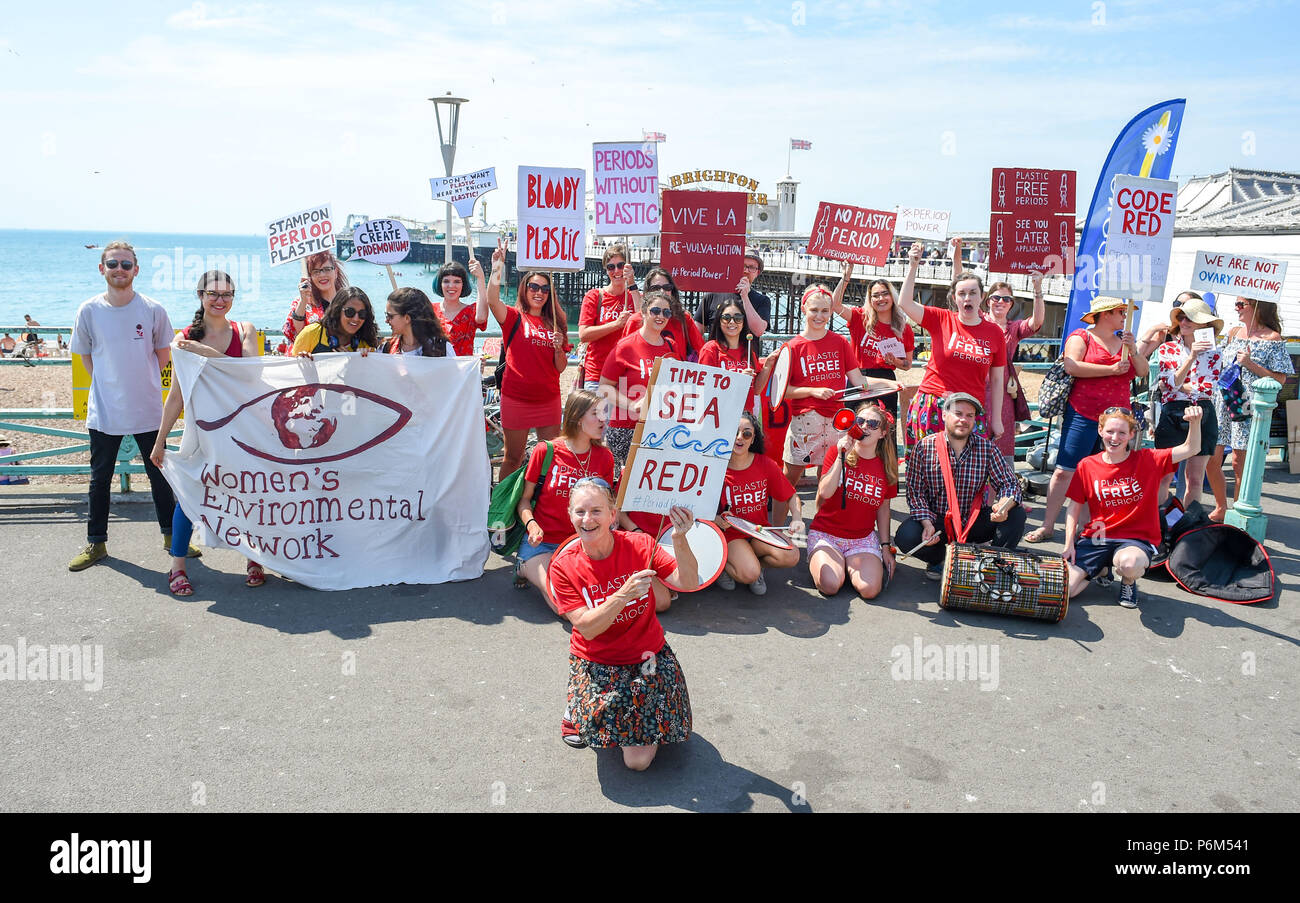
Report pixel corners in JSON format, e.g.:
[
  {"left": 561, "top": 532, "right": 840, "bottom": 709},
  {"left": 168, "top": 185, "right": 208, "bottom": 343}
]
[
  {"left": 351, "top": 219, "right": 410, "bottom": 265},
  {"left": 266, "top": 203, "right": 333, "bottom": 267},
  {"left": 517, "top": 165, "right": 586, "bottom": 271},
  {"left": 1190, "top": 250, "right": 1288, "bottom": 305},
  {"left": 895, "top": 207, "right": 951, "bottom": 241},
  {"left": 659, "top": 189, "right": 746, "bottom": 291},
  {"left": 988, "top": 167, "right": 1076, "bottom": 275},
  {"left": 429, "top": 168, "right": 498, "bottom": 218},
  {"left": 618, "top": 359, "right": 751, "bottom": 522},
  {"left": 807, "top": 202, "right": 896, "bottom": 266},
  {"left": 1097, "top": 175, "right": 1177, "bottom": 299},
  {"left": 592, "top": 142, "right": 660, "bottom": 236},
  {"left": 991, "top": 168, "right": 1075, "bottom": 214},
  {"left": 161, "top": 352, "right": 490, "bottom": 589}
]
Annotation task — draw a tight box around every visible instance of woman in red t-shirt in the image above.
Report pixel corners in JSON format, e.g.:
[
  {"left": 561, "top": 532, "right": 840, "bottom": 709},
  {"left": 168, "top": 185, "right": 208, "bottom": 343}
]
[
  {"left": 515, "top": 390, "right": 616, "bottom": 613},
  {"left": 807, "top": 402, "right": 899, "bottom": 600},
  {"left": 699, "top": 298, "right": 764, "bottom": 411},
  {"left": 981, "top": 257, "right": 1045, "bottom": 461},
  {"left": 1063, "top": 406, "right": 1203, "bottom": 608},
  {"left": 578, "top": 244, "right": 641, "bottom": 390},
  {"left": 431, "top": 256, "right": 488, "bottom": 357},
  {"left": 623, "top": 267, "right": 705, "bottom": 362},
  {"left": 830, "top": 262, "right": 915, "bottom": 419},
  {"left": 714, "top": 412, "right": 803, "bottom": 595},
  {"left": 895, "top": 243, "right": 1007, "bottom": 449},
  {"left": 487, "top": 248, "right": 570, "bottom": 479},
  {"left": 548, "top": 478, "right": 698, "bottom": 768},
  {"left": 598, "top": 289, "right": 683, "bottom": 466},
  {"left": 283, "top": 251, "right": 346, "bottom": 343}
]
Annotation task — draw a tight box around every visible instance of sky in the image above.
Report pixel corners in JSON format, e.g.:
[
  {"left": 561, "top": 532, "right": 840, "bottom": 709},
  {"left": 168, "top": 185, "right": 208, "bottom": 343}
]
[{"left": 2, "top": 0, "right": 1297, "bottom": 235}]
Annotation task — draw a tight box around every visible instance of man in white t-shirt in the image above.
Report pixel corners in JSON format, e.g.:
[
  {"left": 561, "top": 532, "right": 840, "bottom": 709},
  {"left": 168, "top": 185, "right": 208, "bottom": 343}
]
[{"left": 68, "top": 240, "right": 194, "bottom": 570}]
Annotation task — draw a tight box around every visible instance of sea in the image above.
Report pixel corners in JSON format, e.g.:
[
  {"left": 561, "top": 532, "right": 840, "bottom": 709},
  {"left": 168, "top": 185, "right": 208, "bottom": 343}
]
[{"left": 0, "top": 229, "right": 515, "bottom": 343}]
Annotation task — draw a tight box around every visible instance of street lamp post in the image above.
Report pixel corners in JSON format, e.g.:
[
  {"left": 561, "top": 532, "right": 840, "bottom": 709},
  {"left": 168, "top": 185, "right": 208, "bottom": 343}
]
[{"left": 430, "top": 92, "right": 468, "bottom": 268}]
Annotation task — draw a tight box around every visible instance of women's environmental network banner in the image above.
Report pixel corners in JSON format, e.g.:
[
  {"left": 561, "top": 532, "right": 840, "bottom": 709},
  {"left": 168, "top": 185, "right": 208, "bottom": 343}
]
[{"left": 162, "top": 352, "right": 490, "bottom": 590}]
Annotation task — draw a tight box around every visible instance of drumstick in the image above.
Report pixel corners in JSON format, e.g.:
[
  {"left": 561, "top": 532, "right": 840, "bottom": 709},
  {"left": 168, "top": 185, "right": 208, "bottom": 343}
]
[
  {"left": 648, "top": 513, "right": 667, "bottom": 568},
  {"left": 991, "top": 496, "right": 1015, "bottom": 519},
  {"left": 893, "top": 539, "right": 930, "bottom": 562}
]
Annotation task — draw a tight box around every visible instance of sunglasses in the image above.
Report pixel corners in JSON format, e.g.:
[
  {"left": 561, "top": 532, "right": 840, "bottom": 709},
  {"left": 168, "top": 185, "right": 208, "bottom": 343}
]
[
  {"left": 648, "top": 283, "right": 673, "bottom": 292},
  {"left": 200, "top": 290, "right": 235, "bottom": 301},
  {"left": 856, "top": 417, "right": 883, "bottom": 430},
  {"left": 310, "top": 266, "right": 337, "bottom": 276},
  {"left": 103, "top": 259, "right": 135, "bottom": 270},
  {"left": 737, "top": 429, "right": 755, "bottom": 439},
  {"left": 605, "top": 262, "right": 626, "bottom": 272},
  {"left": 646, "top": 307, "right": 672, "bottom": 318},
  {"left": 525, "top": 283, "right": 550, "bottom": 294},
  {"left": 720, "top": 313, "right": 745, "bottom": 323},
  {"left": 989, "top": 295, "right": 1014, "bottom": 304},
  {"left": 1234, "top": 301, "right": 1253, "bottom": 309},
  {"left": 573, "top": 476, "right": 612, "bottom": 491},
  {"left": 341, "top": 307, "right": 368, "bottom": 319},
  {"left": 1102, "top": 406, "right": 1133, "bottom": 417},
  {"left": 384, "top": 311, "right": 401, "bottom": 321}
]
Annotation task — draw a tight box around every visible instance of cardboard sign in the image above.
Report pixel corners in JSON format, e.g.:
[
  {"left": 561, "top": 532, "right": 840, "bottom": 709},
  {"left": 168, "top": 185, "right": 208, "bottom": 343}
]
[
  {"left": 988, "top": 168, "right": 1075, "bottom": 274},
  {"left": 516, "top": 165, "right": 586, "bottom": 271},
  {"left": 1190, "top": 251, "right": 1288, "bottom": 305},
  {"left": 807, "top": 202, "right": 896, "bottom": 266},
  {"left": 991, "top": 168, "right": 1075, "bottom": 215},
  {"left": 659, "top": 189, "right": 746, "bottom": 291},
  {"left": 430, "top": 168, "right": 498, "bottom": 218},
  {"left": 266, "top": 204, "right": 333, "bottom": 267},
  {"left": 1098, "top": 175, "right": 1177, "bottom": 299},
  {"left": 592, "top": 142, "right": 660, "bottom": 236},
  {"left": 617, "top": 359, "right": 751, "bottom": 522},
  {"left": 351, "top": 219, "right": 410, "bottom": 265},
  {"left": 895, "top": 207, "right": 951, "bottom": 241}
]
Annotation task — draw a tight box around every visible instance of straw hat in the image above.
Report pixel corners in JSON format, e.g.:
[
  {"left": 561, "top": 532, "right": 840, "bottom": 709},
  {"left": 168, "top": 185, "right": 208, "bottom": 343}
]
[
  {"left": 1081, "top": 296, "right": 1137, "bottom": 324},
  {"left": 1168, "top": 297, "right": 1224, "bottom": 336}
]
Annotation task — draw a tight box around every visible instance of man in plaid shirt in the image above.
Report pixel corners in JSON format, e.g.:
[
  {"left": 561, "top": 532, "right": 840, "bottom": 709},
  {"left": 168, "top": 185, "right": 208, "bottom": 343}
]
[{"left": 896, "top": 393, "right": 1026, "bottom": 580}]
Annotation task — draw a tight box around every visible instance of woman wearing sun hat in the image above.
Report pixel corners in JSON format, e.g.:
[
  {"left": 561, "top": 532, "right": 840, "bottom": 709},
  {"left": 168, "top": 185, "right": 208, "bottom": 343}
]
[
  {"left": 1153, "top": 296, "right": 1224, "bottom": 507},
  {"left": 1026, "top": 296, "right": 1146, "bottom": 543}
]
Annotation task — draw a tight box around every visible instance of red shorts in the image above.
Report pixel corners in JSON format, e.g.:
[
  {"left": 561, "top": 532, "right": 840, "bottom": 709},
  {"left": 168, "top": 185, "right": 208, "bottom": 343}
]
[{"left": 501, "top": 394, "right": 561, "bottom": 431}]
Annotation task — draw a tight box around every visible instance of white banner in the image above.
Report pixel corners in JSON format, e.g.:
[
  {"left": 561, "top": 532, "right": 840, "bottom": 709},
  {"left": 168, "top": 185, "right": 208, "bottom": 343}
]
[
  {"left": 430, "top": 168, "right": 498, "bottom": 218},
  {"left": 592, "top": 141, "right": 660, "bottom": 236},
  {"left": 1098, "top": 175, "right": 1177, "bottom": 300},
  {"left": 266, "top": 203, "right": 334, "bottom": 267},
  {"left": 517, "top": 165, "right": 586, "bottom": 271},
  {"left": 1190, "top": 250, "right": 1288, "bottom": 305},
  {"left": 162, "top": 352, "right": 490, "bottom": 589},
  {"left": 351, "top": 218, "right": 411, "bottom": 265},
  {"left": 894, "top": 206, "right": 951, "bottom": 241},
  {"left": 617, "top": 360, "right": 750, "bottom": 522}
]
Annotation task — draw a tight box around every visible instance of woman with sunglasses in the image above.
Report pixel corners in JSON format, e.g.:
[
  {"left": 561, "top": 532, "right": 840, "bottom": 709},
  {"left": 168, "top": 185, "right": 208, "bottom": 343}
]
[
  {"left": 896, "top": 242, "right": 1007, "bottom": 450},
  {"left": 283, "top": 251, "right": 346, "bottom": 344},
  {"left": 381, "top": 287, "right": 448, "bottom": 357},
  {"left": 807, "top": 402, "right": 899, "bottom": 600},
  {"left": 431, "top": 258, "right": 488, "bottom": 357},
  {"left": 715, "top": 412, "right": 802, "bottom": 595},
  {"left": 151, "top": 270, "right": 263, "bottom": 595},
  {"left": 548, "top": 477, "right": 698, "bottom": 767},
  {"left": 1063, "top": 405, "right": 1203, "bottom": 608},
  {"left": 623, "top": 268, "right": 705, "bottom": 362},
  {"left": 699, "top": 298, "right": 763, "bottom": 411},
  {"left": 292, "top": 287, "right": 379, "bottom": 355},
  {"left": 486, "top": 249, "right": 570, "bottom": 479},
  {"left": 1153, "top": 297, "right": 1224, "bottom": 508},
  {"left": 598, "top": 289, "right": 683, "bottom": 467},
  {"left": 983, "top": 263, "right": 1045, "bottom": 463},
  {"left": 1212, "top": 296, "right": 1293, "bottom": 517},
  {"left": 830, "top": 262, "right": 915, "bottom": 419},
  {"left": 578, "top": 244, "right": 641, "bottom": 390},
  {"left": 515, "top": 390, "right": 616, "bottom": 613}
]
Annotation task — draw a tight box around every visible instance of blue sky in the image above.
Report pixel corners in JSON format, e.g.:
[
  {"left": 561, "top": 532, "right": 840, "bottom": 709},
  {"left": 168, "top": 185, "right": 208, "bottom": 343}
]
[{"left": 2, "top": 0, "right": 1296, "bottom": 234}]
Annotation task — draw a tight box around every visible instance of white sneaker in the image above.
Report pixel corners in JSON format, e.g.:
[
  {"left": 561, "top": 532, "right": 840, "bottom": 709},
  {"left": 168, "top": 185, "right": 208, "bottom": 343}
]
[
  {"left": 716, "top": 571, "right": 736, "bottom": 591},
  {"left": 749, "top": 572, "right": 767, "bottom": 595}
]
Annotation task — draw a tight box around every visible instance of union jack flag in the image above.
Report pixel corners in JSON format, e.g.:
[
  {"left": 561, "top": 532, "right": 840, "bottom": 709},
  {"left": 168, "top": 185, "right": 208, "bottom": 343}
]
[
  {"left": 642, "top": 131, "right": 667, "bottom": 142},
  {"left": 790, "top": 138, "right": 812, "bottom": 150}
]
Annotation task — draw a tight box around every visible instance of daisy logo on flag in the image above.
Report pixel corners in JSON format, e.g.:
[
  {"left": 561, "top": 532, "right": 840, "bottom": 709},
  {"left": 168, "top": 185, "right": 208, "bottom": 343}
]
[{"left": 1142, "top": 122, "right": 1173, "bottom": 156}]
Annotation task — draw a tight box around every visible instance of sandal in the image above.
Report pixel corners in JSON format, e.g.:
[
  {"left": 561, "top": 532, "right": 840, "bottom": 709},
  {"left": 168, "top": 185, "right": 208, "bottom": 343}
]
[
  {"left": 246, "top": 561, "right": 266, "bottom": 588},
  {"left": 1024, "top": 527, "right": 1056, "bottom": 544},
  {"left": 512, "top": 560, "right": 528, "bottom": 589},
  {"left": 168, "top": 569, "right": 193, "bottom": 596}
]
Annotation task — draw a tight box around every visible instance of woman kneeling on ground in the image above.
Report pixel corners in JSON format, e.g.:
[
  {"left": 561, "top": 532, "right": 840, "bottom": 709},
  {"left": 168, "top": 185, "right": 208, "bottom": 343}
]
[{"left": 1062, "top": 405, "right": 1203, "bottom": 609}]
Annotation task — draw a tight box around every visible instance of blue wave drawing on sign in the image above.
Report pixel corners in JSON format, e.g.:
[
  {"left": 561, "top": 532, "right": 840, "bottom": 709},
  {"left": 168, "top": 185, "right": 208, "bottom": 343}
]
[{"left": 641, "top": 424, "right": 732, "bottom": 457}]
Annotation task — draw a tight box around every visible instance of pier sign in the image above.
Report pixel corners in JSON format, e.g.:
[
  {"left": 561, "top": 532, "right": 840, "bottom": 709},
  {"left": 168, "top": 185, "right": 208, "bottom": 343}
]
[
  {"left": 430, "top": 168, "right": 497, "bottom": 218},
  {"left": 1097, "top": 175, "right": 1177, "bottom": 299},
  {"left": 988, "top": 167, "right": 1076, "bottom": 274},
  {"left": 1190, "top": 251, "right": 1288, "bottom": 305},
  {"left": 516, "top": 165, "right": 586, "bottom": 271},
  {"left": 351, "top": 219, "right": 410, "bottom": 265},
  {"left": 266, "top": 203, "right": 334, "bottom": 267},
  {"left": 659, "top": 189, "right": 746, "bottom": 291},
  {"left": 592, "top": 142, "right": 660, "bottom": 236},
  {"left": 807, "top": 202, "right": 896, "bottom": 266},
  {"left": 895, "top": 207, "right": 951, "bottom": 241}
]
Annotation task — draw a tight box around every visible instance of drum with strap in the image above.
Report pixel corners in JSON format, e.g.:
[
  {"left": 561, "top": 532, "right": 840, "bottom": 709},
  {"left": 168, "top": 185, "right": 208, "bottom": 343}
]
[{"left": 939, "top": 544, "right": 1069, "bottom": 622}]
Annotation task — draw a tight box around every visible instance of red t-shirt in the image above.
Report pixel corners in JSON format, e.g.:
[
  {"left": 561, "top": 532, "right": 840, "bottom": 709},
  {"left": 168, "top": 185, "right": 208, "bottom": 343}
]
[
  {"left": 721, "top": 454, "right": 795, "bottom": 541},
  {"left": 524, "top": 440, "right": 618, "bottom": 545},
  {"left": 599, "top": 332, "right": 680, "bottom": 429},
  {"left": 847, "top": 307, "right": 915, "bottom": 372},
  {"left": 434, "top": 300, "right": 485, "bottom": 357},
  {"left": 699, "top": 340, "right": 759, "bottom": 409},
  {"left": 502, "top": 307, "right": 567, "bottom": 404},
  {"left": 550, "top": 531, "right": 676, "bottom": 665},
  {"left": 580, "top": 287, "right": 637, "bottom": 382},
  {"left": 624, "top": 313, "right": 704, "bottom": 359},
  {"left": 784, "top": 332, "right": 856, "bottom": 417},
  {"left": 1066, "top": 448, "right": 1176, "bottom": 547},
  {"left": 809, "top": 448, "right": 897, "bottom": 539},
  {"left": 917, "top": 307, "right": 1008, "bottom": 397}
]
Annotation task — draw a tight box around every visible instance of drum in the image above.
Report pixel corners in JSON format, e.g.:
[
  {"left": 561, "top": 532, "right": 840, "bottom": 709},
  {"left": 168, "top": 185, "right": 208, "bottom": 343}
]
[
  {"left": 768, "top": 346, "right": 791, "bottom": 412},
  {"left": 656, "top": 520, "right": 728, "bottom": 591},
  {"left": 723, "top": 514, "right": 795, "bottom": 551},
  {"left": 939, "top": 543, "right": 1068, "bottom": 622}
]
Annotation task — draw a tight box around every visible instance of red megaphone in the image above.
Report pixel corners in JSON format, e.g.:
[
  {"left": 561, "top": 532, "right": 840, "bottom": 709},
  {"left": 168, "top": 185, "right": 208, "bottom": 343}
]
[{"left": 832, "top": 408, "right": 864, "bottom": 440}]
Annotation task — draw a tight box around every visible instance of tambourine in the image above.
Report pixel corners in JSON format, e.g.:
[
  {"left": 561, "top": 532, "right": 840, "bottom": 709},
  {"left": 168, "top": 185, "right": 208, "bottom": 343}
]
[
  {"left": 655, "top": 520, "right": 728, "bottom": 591},
  {"left": 723, "top": 514, "right": 796, "bottom": 551},
  {"left": 768, "top": 346, "right": 791, "bottom": 412}
]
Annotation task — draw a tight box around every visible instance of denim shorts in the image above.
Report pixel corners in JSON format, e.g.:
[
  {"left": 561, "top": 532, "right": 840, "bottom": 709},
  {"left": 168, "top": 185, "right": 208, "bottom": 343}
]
[
  {"left": 518, "top": 539, "right": 560, "bottom": 563},
  {"left": 1072, "top": 537, "right": 1156, "bottom": 580}
]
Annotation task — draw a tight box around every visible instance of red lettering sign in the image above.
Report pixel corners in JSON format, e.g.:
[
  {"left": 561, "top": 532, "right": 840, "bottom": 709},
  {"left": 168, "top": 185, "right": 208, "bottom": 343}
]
[
  {"left": 659, "top": 189, "right": 746, "bottom": 291},
  {"left": 807, "top": 202, "right": 896, "bottom": 266}
]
